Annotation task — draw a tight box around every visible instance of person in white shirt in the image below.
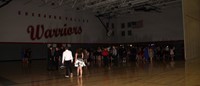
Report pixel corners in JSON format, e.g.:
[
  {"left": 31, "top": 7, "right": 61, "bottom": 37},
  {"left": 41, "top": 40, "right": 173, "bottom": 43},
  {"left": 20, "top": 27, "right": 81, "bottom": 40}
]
[{"left": 62, "top": 47, "right": 73, "bottom": 78}]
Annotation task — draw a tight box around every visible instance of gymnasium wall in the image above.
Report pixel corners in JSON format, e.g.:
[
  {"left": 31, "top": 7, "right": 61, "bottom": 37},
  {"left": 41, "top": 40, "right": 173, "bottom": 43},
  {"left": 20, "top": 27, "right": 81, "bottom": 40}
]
[
  {"left": 0, "top": 0, "right": 106, "bottom": 43},
  {"left": 111, "top": 2, "right": 183, "bottom": 43},
  {"left": 0, "top": 1, "right": 184, "bottom": 61}
]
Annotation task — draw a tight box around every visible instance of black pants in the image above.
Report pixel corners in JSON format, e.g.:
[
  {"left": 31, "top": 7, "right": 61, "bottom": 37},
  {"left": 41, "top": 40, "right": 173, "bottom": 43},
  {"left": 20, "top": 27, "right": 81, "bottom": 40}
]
[
  {"left": 47, "top": 60, "right": 53, "bottom": 70},
  {"left": 103, "top": 56, "right": 109, "bottom": 67},
  {"left": 54, "top": 58, "right": 59, "bottom": 70},
  {"left": 112, "top": 55, "right": 118, "bottom": 64},
  {"left": 65, "top": 61, "right": 73, "bottom": 76}
]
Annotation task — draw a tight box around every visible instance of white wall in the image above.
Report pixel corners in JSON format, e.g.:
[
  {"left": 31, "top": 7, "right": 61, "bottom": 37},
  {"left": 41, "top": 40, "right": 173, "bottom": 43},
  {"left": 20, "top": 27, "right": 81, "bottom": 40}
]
[
  {"left": 0, "top": 0, "right": 107, "bottom": 43},
  {"left": 0, "top": 1, "right": 184, "bottom": 61},
  {"left": 0, "top": 0, "right": 108, "bottom": 61},
  {"left": 0, "top": 0, "right": 183, "bottom": 43}
]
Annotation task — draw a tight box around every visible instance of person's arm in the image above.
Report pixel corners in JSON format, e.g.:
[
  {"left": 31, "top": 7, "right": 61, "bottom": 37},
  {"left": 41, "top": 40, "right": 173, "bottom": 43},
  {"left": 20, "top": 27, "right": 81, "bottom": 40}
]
[
  {"left": 70, "top": 52, "right": 73, "bottom": 63},
  {"left": 81, "top": 53, "right": 84, "bottom": 59},
  {"left": 74, "top": 53, "right": 77, "bottom": 63},
  {"left": 62, "top": 52, "right": 65, "bottom": 64}
]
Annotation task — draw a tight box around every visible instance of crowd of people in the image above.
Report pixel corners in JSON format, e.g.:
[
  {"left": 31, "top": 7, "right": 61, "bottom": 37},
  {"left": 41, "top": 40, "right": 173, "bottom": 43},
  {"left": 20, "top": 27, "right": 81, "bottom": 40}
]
[{"left": 46, "top": 44, "right": 177, "bottom": 78}]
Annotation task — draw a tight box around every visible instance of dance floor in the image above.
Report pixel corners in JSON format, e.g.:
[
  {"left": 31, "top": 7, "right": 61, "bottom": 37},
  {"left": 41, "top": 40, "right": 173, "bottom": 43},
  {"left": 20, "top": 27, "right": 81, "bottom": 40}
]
[{"left": 0, "top": 58, "right": 200, "bottom": 86}]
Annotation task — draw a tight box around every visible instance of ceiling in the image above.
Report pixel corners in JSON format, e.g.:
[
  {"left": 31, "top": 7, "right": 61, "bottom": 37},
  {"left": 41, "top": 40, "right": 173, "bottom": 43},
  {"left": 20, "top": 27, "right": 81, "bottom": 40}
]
[
  {"left": 0, "top": 0, "right": 181, "bottom": 18},
  {"left": 0, "top": 0, "right": 182, "bottom": 18},
  {"left": 49, "top": 0, "right": 182, "bottom": 18}
]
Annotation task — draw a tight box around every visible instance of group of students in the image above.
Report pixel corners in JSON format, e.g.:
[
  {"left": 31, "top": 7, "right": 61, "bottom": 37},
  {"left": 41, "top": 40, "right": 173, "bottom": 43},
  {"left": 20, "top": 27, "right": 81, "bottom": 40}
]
[
  {"left": 47, "top": 46, "right": 86, "bottom": 78},
  {"left": 47, "top": 47, "right": 62, "bottom": 70},
  {"left": 135, "top": 45, "right": 176, "bottom": 63}
]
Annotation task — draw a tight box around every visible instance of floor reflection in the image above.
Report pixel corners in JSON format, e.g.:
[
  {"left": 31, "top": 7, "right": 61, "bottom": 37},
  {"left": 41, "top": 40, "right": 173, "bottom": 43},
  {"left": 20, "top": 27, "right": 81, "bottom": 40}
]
[
  {"left": 77, "top": 77, "right": 83, "bottom": 86},
  {"left": 0, "top": 59, "right": 199, "bottom": 86}
]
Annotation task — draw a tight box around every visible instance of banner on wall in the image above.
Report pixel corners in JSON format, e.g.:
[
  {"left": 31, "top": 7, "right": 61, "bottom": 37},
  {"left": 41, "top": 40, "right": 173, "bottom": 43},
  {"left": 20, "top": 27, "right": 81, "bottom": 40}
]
[
  {"left": 0, "top": 0, "right": 91, "bottom": 43},
  {"left": 27, "top": 24, "right": 82, "bottom": 40}
]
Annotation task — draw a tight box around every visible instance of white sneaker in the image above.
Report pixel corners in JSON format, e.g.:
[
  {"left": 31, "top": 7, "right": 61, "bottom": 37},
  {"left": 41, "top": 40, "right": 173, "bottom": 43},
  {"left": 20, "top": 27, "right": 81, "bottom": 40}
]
[{"left": 65, "top": 75, "right": 69, "bottom": 78}]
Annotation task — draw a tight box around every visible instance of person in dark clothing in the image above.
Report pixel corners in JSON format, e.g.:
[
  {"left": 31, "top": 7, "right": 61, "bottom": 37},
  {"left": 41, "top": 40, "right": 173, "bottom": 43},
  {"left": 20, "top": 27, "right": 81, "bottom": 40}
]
[
  {"left": 54, "top": 47, "right": 60, "bottom": 70},
  {"left": 59, "top": 46, "right": 65, "bottom": 66},
  {"left": 47, "top": 46, "right": 54, "bottom": 71}
]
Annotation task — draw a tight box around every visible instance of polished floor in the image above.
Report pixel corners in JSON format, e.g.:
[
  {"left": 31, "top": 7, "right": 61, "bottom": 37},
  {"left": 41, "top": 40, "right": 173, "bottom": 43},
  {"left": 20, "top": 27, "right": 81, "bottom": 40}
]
[{"left": 0, "top": 59, "right": 200, "bottom": 86}]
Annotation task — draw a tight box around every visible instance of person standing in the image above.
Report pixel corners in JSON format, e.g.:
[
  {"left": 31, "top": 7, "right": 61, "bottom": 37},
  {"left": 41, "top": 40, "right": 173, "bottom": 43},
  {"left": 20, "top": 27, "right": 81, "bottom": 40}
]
[
  {"left": 111, "top": 46, "right": 117, "bottom": 65},
  {"left": 144, "top": 47, "right": 149, "bottom": 62},
  {"left": 74, "top": 48, "right": 86, "bottom": 77},
  {"left": 54, "top": 47, "right": 60, "bottom": 70},
  {"left": 59, "top": 46, "right": 65, "bottom": 66},
  {"left": 62, "top": 47, "right": 73, "bottom": 78},
  {"left": 102, "top": 48, "right": 109, "bottom": 67},
  {"left": 83, "top": 49, "right": 89, "bottom": 65},
  {"left": 148, "top": 47, "right": 154, "bottom": 63},
  {"left": 47, "top": 46, "right": 54, "bottom": 71},
  {"left": 170, "top": 46, "right": 175, "bottom": 61}
]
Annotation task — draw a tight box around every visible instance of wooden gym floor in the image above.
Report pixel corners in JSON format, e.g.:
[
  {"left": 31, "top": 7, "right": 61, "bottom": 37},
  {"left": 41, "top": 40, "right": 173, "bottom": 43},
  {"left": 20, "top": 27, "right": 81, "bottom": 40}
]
[{"left": 0, "top": 58, "right": 199, "bottom": 86}]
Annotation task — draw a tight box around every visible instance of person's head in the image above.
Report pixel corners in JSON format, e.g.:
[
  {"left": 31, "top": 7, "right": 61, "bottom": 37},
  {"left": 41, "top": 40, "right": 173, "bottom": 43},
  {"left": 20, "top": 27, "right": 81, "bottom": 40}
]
[
  {"left": 65, "top": 46, "right": 69, "bottom": 50},
  {"left": 55, "top": 47, "right": 59, "bottom": 51},
  {"left": 76, "top": 48, "right": 82, "bottom": 53},
  {"left": 49, "top": 46, "right": 53, "bottom": 50},
  {"left": 104, "top": 47, "right": 107, "bottom": 51},
  {"left": 112, "top": 46, "right": 115, "bottom": 49}
]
